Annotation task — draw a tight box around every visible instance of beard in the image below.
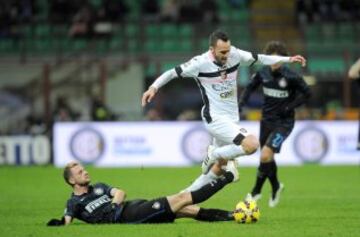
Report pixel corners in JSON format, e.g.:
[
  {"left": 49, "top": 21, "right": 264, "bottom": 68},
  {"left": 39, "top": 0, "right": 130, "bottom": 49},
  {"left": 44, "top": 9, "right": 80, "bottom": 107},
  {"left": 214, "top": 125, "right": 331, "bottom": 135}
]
[
  {"left": 79, "top": 179, "right": 91, "bottom": 186},
  {"left": 215, "top": 57, "right": 227, "bottom": 66}
]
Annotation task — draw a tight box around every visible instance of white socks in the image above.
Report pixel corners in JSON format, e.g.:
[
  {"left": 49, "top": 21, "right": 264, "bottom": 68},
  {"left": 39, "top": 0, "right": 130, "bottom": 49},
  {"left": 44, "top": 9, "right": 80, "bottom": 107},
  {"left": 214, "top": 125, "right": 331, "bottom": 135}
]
[
  {"left": 183, "top": 170, "right": 219, "bottom": 192},
  {"left": 212, "top": 144, "right": 246, "bottom": 160}
]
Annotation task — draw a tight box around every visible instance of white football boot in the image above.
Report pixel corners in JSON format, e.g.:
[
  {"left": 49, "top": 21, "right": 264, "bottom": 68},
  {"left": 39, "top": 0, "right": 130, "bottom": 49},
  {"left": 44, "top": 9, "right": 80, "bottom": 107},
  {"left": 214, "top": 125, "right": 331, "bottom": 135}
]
[
  {"left": 225, "top": 160, "right": 239, "bottom": 182},
  {"left": 245, "top": 193, "right": 262, "bottom": 202},
  {"left": 201, "top": 145, "right": 217, "bottom": 174},
  {"left": 269, "top": 183, "right": 285, "bottom": 208}
]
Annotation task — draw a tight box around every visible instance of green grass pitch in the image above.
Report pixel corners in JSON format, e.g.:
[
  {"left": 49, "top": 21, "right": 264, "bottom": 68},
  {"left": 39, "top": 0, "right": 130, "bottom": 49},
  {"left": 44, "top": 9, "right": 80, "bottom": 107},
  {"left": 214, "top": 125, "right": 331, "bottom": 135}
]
[{"left": 1, "top": 165, "right": 359, "bottom": 237}]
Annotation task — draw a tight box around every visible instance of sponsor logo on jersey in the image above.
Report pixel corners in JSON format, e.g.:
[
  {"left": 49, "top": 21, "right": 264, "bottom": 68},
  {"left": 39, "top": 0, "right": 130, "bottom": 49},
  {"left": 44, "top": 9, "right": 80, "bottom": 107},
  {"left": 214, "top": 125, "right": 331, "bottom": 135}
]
[
  {"left": 211, "top": 80, "right": 234, "bottom": 91},
  {"left": 152, "top": 202, "right": 161, "bottom": 210},
  {"left": 220, "top": 90, "right": 234, "bottom": 98},
  {"left": 85, "top": 195, "right": 111, "bottom": 213},
  {"left": 263, "top": 87, "right": 289, "bottom": 98}
]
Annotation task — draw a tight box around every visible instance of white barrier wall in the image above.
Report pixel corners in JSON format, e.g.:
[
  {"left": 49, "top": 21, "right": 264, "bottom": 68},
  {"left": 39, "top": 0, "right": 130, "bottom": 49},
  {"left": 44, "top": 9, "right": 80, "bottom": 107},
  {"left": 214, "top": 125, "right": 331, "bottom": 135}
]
[
  {"left": 53, "top": 121, "right": 360, "bottom": 167},
  {"left": 0, "top": 135, "right": 51, "bottom": 165}
]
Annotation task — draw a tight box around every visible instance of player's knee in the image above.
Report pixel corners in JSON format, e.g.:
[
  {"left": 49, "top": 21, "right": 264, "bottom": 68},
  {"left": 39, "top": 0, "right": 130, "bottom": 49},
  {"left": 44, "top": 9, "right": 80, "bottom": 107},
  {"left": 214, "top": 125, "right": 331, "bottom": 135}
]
[
  {"left": 176, "top": 192, "right": 192, "bottom": 205},
  {"left": 217, "top": 158, "right": 227, "bottom": 167},
  {"left": 211, "top": 163, "right": 223, "bottom": 176},
  {"left": 241, "top": 135, "right": 259, "bottom": 155},
  {"left": 260, "top": 147, "right": 274, "bottom": 162}
]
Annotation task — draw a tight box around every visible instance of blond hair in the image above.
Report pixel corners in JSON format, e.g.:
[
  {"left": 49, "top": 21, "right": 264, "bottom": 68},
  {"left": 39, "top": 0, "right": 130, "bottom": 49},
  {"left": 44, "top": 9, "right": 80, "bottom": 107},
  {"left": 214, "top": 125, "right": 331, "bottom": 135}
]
[{"left": 63, "top": 161, "right": 79, "bottom": 186}]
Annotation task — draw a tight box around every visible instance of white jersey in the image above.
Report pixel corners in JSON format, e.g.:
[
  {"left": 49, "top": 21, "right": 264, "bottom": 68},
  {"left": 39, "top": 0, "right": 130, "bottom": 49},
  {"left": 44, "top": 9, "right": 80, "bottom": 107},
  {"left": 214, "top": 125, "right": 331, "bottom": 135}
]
[{"left": 151, "top": 46, "right": 290, "bottom": 123}]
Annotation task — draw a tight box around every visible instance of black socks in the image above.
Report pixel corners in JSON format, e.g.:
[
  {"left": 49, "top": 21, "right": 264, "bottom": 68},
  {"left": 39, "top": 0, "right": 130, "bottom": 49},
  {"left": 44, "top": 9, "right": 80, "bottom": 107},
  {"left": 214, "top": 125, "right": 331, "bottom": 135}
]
[
  {"left": 251, "top": 160, "right": 279, "bottom": 196},
  {"left": 195, "top": 208, "right": 234, "bottom": 222},
  {"left": 251, "top": 162, "right": 268, "bottom": 195},
  {"left": 191, "top": 171, "right": 234, "bottom": 204}
]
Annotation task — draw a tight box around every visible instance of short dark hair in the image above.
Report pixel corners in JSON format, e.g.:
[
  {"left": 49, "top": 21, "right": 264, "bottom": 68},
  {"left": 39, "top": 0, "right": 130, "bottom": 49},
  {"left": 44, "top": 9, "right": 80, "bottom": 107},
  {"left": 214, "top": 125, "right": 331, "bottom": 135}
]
[
  {"left": 209, "top": 30, "right": 229, "bottom": 47},
  {"left": 63, "top": 161, "right": 79, "bottom": 186},
  {"left": 263, "top": 41, "right": 289, "bottom": 56}
]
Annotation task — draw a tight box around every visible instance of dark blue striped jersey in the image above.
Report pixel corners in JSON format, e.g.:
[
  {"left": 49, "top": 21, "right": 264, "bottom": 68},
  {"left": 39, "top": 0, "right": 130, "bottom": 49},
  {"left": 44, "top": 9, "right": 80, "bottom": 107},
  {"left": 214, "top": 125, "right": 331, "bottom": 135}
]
[
  {"left": 64, "top": 183, "right": 116, "bottom": 224},
  {"left": 239, "top": 65, "right": 311, "bottom": 124}
]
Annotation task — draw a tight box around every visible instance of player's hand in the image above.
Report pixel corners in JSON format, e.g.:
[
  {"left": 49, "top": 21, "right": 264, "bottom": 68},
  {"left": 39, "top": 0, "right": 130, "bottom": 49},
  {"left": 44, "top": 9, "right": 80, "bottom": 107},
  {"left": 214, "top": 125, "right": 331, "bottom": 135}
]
[
  {"left": 290, "top": 55, "right": 306, "bottom": 67},
  {"left": 141, "top": 86, "right": 157, "bottom": 107},
  {"left": 47, "top": 217, "right": 65, "bottom": 226},
  {"left": 111, "top": 203, "right": 124, "bottom": 222}
]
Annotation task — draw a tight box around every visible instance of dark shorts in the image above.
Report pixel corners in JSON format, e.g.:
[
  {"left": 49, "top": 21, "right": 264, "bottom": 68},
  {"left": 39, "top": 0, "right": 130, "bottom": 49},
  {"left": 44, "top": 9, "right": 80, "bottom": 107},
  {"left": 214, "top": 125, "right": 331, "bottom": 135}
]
[
  {"left": 118, "top": 197, "right": 176, "bottom": 224},
  {"left": 260, "top": 120, "right": 294, "bottom": 153}
]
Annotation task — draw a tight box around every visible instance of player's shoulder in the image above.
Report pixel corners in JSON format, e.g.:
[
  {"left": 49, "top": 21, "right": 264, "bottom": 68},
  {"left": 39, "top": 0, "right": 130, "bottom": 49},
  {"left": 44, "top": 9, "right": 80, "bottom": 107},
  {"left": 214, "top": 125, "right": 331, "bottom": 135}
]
[
  {"left": 256, "top": 66, "right": 271, "bottom": 77},
  {"left": 280, "top": 66, "right": 301, "bottom": 79},
  {"left": 181, "top": 52, "right": 210, "bottom": 69},
  {"left": 230, "top": 45, "right": 250, "bottom": 56},
  {"left": 93, "top": 182, "right": 111, "bottom": 189},
  {"left": 66, "top": 195, "right": 78, "bottom": 206}
]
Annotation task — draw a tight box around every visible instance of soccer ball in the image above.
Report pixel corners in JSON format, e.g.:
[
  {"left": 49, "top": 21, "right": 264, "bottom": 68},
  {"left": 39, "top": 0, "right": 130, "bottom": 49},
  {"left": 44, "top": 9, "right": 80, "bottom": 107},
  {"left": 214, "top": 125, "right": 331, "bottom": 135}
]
[{"left": 233, "top": 200, "right": 260, "bottom": 224}]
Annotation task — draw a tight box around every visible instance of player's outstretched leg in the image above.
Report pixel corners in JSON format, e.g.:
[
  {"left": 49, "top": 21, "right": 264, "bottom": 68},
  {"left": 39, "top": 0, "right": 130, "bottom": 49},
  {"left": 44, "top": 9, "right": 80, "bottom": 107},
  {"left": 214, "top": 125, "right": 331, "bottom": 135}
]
[
  {"left": 176, "top": 205, "right": 234, "bottom": 222},
  {"left": 180, "top": 170, "right": 219, "bottom": 193},
  {"left": 249, "top": 146, "right": 276, "bottom": 201},
  {"left": 168, "top": 171, "right": 234, "bottom": 213},
  {"left": 182, "top": 159, "right": 238, "bottom": 193},
  {"left": 202, "top": 135, "right": 259, "bottom": 174}
]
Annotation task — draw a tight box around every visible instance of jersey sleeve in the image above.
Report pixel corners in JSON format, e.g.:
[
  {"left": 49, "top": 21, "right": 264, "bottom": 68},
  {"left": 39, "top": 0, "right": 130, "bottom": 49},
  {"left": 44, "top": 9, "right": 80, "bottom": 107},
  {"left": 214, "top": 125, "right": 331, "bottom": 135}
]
[
  {"left": 234, "top": 47, "right": 290, "bottom": 66},
  {"left": 238, "top": 72, "right": 262, "bottom": 106},
  {"left": 289, "top": 70, "right": 311, "bottom": 95},
  {"left": 64, "top": 199, "right": 76, "bottom": 217},
  {"left": 348, "top": 58, "right": 360, "bottom": 79},
  {"left": 286, "top": 70, "right": 311, "bottom": 110},
  {"left": 174, "top": 56, "right": 201, "bottom": 78},
  {"left": 235, "top": 48, "right": 258, "bottom": 66}
]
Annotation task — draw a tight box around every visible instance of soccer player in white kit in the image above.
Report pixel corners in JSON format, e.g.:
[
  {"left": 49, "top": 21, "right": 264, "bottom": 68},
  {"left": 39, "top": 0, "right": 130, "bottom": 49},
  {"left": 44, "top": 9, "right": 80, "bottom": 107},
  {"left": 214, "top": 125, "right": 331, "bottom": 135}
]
[{"left": 142, "top": 30, "right": 306, "bottom": 192}]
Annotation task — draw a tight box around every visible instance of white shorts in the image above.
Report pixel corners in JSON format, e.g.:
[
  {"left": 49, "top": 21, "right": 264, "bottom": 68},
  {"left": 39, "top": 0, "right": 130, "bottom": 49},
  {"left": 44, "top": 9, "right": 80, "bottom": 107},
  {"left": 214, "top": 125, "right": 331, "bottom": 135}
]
[{"left": 203, "top": 115, "right": 250, "bottom": 148}]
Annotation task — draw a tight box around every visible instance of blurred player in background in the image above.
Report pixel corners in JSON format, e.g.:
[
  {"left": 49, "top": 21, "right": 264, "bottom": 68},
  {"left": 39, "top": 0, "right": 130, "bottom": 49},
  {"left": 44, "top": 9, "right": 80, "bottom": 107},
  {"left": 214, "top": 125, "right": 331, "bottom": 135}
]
[
  {"left": 348, "top": 58, "right": 360, "bottom": 150},
  {"left": 238, "top": 41, "right": 311, "bottom": 207},
  {"left": 142, "top": 30, "right": 306, "bottom": 192},
  {"left": 47, "top": 161, "right": 237, "bottom": 226}
]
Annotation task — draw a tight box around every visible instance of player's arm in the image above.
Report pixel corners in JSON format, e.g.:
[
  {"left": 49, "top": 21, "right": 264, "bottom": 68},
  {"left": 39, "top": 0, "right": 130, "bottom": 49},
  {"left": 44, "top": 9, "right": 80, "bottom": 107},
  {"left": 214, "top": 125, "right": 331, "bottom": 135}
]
[
  {"left": 110, "top": 188, "right": 126, "bottom": 205},
  {"left": 282, "top": 76, "right": 311, "bottom": 115},
  {"left": 236, "top": 48, "right": 306, "bottom": 67},
  {"left": 64, "top": 215, "right": 73, "bottom": 225},
  {"left": 348, "top": 58, "right": 360, "bottom": 80},
  {"left": 238, "top": 73, "right": 262, "bottom": 109},
  {"left": 62, "top": 200, "right": 75, "bottom": 226},
  {"left": 141, "top": 69, "right": 178, "bottom": 106},
  {"left": 47, "top": 208, "right": 73, "bottom": 226},
  {"left": 109, "top": 187, "right": 126, "bottom": 219},
  {"left": 141, "top": 57, "right": 200, "bottom": 107}
]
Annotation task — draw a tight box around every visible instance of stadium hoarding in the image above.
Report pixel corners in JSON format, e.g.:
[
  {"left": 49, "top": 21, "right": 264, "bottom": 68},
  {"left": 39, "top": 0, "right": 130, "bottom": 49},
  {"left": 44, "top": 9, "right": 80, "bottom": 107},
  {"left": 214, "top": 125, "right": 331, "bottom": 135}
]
[
  {"left": 0, "top": 135, "right": 51, "bottom": 165},
  {"left": 53, "top": 121, "right": 359, "bottom": 167}
]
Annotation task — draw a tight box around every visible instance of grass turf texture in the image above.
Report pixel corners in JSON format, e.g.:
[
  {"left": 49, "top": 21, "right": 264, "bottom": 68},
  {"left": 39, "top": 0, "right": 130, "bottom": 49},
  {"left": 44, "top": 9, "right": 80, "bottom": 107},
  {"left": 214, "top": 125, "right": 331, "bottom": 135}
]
[{"left": 1, "top": 165, "right": 359, "bottom": 237}]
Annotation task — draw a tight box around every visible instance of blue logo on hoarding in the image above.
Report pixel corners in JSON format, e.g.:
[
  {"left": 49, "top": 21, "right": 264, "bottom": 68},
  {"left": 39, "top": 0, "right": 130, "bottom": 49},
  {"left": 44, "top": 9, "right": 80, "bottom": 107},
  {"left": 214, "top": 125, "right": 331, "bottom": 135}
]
[
  {"left": 181, "top": 125, "right": 212, "bottom": 163},
  {"left": 293, "top": 126, "right": 329, "bottom": 163},
  {"left": 70, "top": 127, "right": 105, "bottom": 164},
  {"left": 113, "top": 135, "right": 151, "bottom": 155}
]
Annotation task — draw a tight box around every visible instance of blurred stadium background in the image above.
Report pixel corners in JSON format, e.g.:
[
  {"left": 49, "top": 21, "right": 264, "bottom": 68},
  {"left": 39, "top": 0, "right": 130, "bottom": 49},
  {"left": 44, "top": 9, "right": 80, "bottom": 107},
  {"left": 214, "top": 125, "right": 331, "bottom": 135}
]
[
  {"left": 0, "top": 0, "right": 359, "bottom": 235},
  {"left": 1, "top": 0, "right": 359, "bottom": 167}
]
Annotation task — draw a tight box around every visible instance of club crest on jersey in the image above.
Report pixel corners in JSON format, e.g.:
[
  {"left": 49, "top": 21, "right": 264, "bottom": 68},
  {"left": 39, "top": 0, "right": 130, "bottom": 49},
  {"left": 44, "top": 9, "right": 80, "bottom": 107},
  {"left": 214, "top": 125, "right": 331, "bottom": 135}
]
[
  {"left": 220, "top": 70, "right": 227, "bottom": 80},
  {"left": 278, "top": 78, "right": 287, "bottom": 88},
  {"left": 152, "top": 201, "right": 161, "bottom": 210},
  {"left": 94, "top": 188, "right": 104, "bottom": 195}
]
